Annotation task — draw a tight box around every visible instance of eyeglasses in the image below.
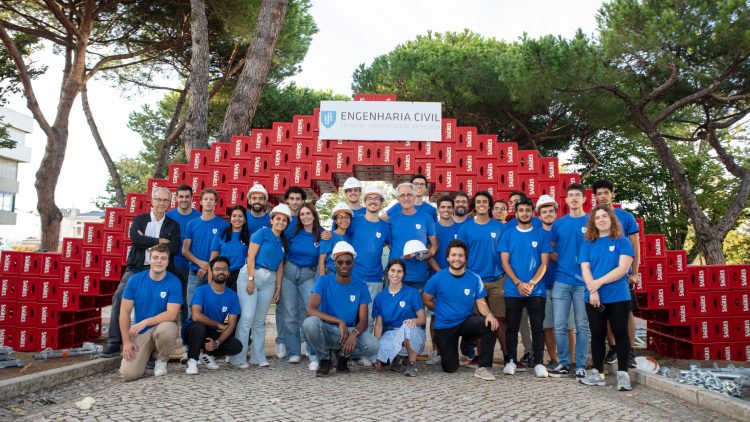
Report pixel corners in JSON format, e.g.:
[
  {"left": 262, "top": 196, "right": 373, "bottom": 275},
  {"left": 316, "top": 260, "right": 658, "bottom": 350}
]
[
  {"left": 335, "top": 214, "right": 352, "bottom": 220},
  {"left": 412, "top": 182, "right": 426, "bottom": 187},
  {"left": 335, "top": 259, "right": 353, "bottom": 266},
  {"left": 153, "top": 197, "right": 170, "bottom": 203},
  {"left": 213, "top": 267, "right": 229, "bottom": 273},
  {"left": 398, "top": 193, "right": 415, "bottom": 198}
]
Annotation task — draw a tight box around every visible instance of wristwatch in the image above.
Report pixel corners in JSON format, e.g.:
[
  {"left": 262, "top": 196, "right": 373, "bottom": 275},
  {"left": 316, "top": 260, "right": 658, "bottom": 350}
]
[{"left": 248, "top": 275, "right": 254, "bottom": 281}]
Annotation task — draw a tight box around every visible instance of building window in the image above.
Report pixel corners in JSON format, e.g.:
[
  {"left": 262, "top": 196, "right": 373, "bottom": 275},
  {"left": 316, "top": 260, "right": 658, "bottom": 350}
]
[{"left": 0, "top": 192, "right": 15, "bottom": 212}]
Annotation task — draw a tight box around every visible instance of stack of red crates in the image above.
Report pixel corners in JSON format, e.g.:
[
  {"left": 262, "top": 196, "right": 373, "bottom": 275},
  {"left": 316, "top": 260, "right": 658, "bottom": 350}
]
[{"left": 633, "top": 230, "right": 750, "bottom": 361}]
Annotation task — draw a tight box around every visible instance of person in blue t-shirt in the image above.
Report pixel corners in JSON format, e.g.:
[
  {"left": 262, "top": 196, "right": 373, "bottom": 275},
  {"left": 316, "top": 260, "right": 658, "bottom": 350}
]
[
  {"left": 119, "top": 245, "right": 182, "bottom": 382},
  {"left": 209, "top": 205, "right": 250, "bottom": 291},
  {"left": 451, "top": 191, "right": 471, "bottom": 227},
  {"left": 548, "top": 183, "right": 591, "bottom": 378},
  {"left": 498, "top": 198, "right": 552, "bottom": 377},
  {"left": 388, "top": 182, "right": 439, "bottom": 288},
  {"left": 182, "top": 188, "right": 230, "bottom": 314},
  {"left": 281, "top": 202, "right": 322, "bottom": 366},
  {"left": 423, "top": 240, "right": 499, "bottom": 380},
  {"left": 578, "top": 205, "right": 635, "bottom": 392},
  {"left": 434, "top": 195, "right": 460, "bottom": 271},
  {"left": 592, "top": 179, "right": 641, "bottom": 367},
  {"left": 166, "top": 184, "right": 201, "bottom": 325},
  {"left": 183, "top": 256, "right": 243, "bottom": 375},
  {"left": 343, "top": 176, "right": 366, "bottom": 218},
  {"left": 303, "top": 241, "right": 379, "bottom": 377},
  {"left": 384, "top": 174, "right": 438, "bottom": 221},
  {"left": 492, "top": 199, "right": 509, "bottom": 223},
  {"left": 229, "top": 204, "right": 290, "bottom": 368},
  {"left": 373, "top": 259, "right": 426, "bottom": 377},
  {"left": 246, "top": 183, "right": 271, "bottom": 234},
  {"left": 318, "top": 204, "right": 353, "bottom": 275}
]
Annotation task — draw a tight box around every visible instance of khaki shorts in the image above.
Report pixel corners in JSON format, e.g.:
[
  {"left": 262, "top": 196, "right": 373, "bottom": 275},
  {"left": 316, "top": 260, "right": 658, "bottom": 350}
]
[{"left": 483, "top": 278, "right": 506, "bottom": 319}]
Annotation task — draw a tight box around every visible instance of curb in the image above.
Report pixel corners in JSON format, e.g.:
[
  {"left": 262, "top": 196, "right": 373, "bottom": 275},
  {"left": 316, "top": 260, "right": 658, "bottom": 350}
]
[
  {"left": 0, "top": 357, "right": 120, "bottom": 402},
  {"left": 630, "top": 368, "right": 750, "bottom": 421}
]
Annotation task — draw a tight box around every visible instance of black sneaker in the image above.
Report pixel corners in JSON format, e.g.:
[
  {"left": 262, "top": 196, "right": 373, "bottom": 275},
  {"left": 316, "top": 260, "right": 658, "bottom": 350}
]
[
  {"left": 316, "top": 359, "right": 332, "bottom": 377},
  {"left": 515, "top": 360, "right": 527, "bottom": 372},
  {"left": 336, "top": 354, "right": 349, "bottom": 373},
  {"left": 389, "top": 357, "right": 403, "bottom": 372},
  {"left": 629, "top": 352, "right": 637, "bottom": 368},
  {"left": 146, "top": 359, "right": 155, "bottom": 369},
  {"left": 605, "top": 348, "right": 617, "bottom": 364},
  {"left": 99, "top": 344, "right": 121, "bottom": 358},
  {"left": 520, "top": 352, "right": 532, "bottom": 367},
  {"left": 548, "top": 364, "right": 570, "bottom": 378}
]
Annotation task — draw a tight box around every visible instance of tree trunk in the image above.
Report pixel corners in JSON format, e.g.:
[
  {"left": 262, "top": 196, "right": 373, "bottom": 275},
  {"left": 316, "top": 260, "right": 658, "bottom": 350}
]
[
  {"left": 182, "top": 0, "right": 210, "bottom": 157},
  {"left": 219, "top": 0, "right": 288, "bottom": 141},
  {"left": 698, "top": 235, "right": 726, "bottom": 265},
  {"left": 81, "top": 84, "right": 125, "bottom": 207}
]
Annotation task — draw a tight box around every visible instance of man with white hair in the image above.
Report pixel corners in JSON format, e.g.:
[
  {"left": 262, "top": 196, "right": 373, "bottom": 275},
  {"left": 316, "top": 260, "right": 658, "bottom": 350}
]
[{"left": 101, "top": 187, "right": 181, "bottom": 358}]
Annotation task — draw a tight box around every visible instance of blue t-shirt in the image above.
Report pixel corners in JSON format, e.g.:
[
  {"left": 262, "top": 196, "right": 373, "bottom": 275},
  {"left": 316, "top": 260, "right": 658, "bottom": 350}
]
[
  {"left": 387, "top": 202, "right": 438, "bottom": 221},
  {"left": 350, "top": 216, "right": 391, "bottom": 283},
  {"left": 184, "top": 284, "right": 241, "bottom": 331},
  {"left": 580, "top": 236, "right": 635, "bottom": 303},
  {"left": 286, "top": 228, "right": 321, "bottom": 268},
  {"left": 458, "top": 219, "right": 506, "bottom": 282},
  {"left": 319, "top": 231, "right": 351, "bottom": 274},
  {"left": 250, "top": 227, "right": 286, "bottom": 271},
  {"left": 424, "top": 269, "right": 486, "bottom": 330},
  {"left": 122, "top": 271, "right": 182, "bottom": 334},
  {"left": 185, "top": 216, "right": 230, "bottom": 273},
  {"left": 210, "top": 232, "right": 248, "bottom": 271},
  {"left": 498, "top": 226, "right": 553, "bottom": 298},
  {"left": 550, "top": 214, "right": 589, "bottom": 286},
  {"left": 614, "top": 208, "right": 639, "bottom": 236},
  {"left": 166, "top": 208, "right": 201, "bottom": 270},
  {"left": 388, "top": 211, "right": 436, "bottom": 284},
  {"left": 246, "top": 212, "right": 270, "bottom": 235},
  {"left": 541, "top": 230, "right": 558, "bottom": 289},
  {"left": 506, "top": 216, "right": 542, "bottom": 229},
  {"left": 372, "top": 285, "right": 423, "bottom": 331},
  {"left": 312, "top": 274, "right": 371, "bottom": 327},
  {"left": 434, "top": 222, "right": 461, "bottom": 269}
]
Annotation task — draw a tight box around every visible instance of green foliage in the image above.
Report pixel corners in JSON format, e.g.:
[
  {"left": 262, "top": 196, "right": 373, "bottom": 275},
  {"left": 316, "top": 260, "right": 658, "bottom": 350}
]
[
  {"left": 94, "top": 157, "right": 151, "bottom": 210},
  {"left": 723, "top": 223, "right": 750, "bottom": 264}
]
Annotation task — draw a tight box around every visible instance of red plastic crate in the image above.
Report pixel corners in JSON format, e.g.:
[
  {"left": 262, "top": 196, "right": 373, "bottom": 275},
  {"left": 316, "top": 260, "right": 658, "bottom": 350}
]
[
  {"left": 331, "top": 150, "right": 353, "bottom": 174},
  {"left": 734, "top": 343, "right": 750, "bottom": 362},
  {"left": 101, "top": 232, "right": 124, "bottom": 258},
  {"left": 61, "top": 263, "right": 81, "bottom": 286},
  {"left": 689, "top": 316, "right": 733, "bottom": 343},
  {"left": 688, "top": 291, "right": 732, "bottom": 317},
  {"left": 518, "top": 150, "right": 539, "bottom": 174},
  {"left": 434, "top": 168, "right": 457, "bottom": 193},
  {"left": 103, "top": 207, "right": 126, "bottom": 232},
  {"left": 730, "top": 265, "right": 750, "bottom": 290},
  {"left": 539, "top": 181, "right": 559, "bottom": 199},
  {"left": 458, "top": 177, "right": 475, "bottom": 198},
  {"left": 249, "top": 153, "right": 271, "bottom": 176},
  {"left": 520, "top": 175, "right": 540, "bottom": 199},
  {"left": 353, "top": 143, "right": 375, "bottom": 165},
  {"left": 269, "top": 146, "right": 292, "bottom": 170},
  {"left": 0, "top": 275, "right": 16, "bottom": 299},
  {"left": 267, "top": 171, "right": 291, "bottom": 195},
  {"left": 167, "top": 164, "right": 189, "bottom": 184},
  {"left": 666, "top": 250, "right": 688, "bottom": 274},
  {"left": 39, "top": 253, "right": 61, "bottom": 277},
  {"left": 251, "top": 129, "right": 273, "bottom": 152},
  {"left": 644, "top": 234, "right": 666, "bottom": 258},
  {"left": 372, "top": 143, "right": 395, "bottom": 165},
  {"left": 732, "top": 290, "right": 750, "bottom": 315},
  {"left": 81, "top": 272, "right": 118, "bottom": 296},
  {"left": 642, "top": 258, "right": 667, "bottom": 285},
  {"left": 290, "top": 164, "right": 311, "bottom": 187},
  {"left": 37, "top": 279, "right": 61, "bottom": 303},
  {"left": 691, "top": 342, "right": 735, "bottom": 361},
  {"left": 477, "top": 159, "right": 499, "bottom": 184},
  {"left": 81, "top": 247, "right": 102, "bottom": 271},
  {"left": 189, "top": 149, "right": 211, "bottom": 173},
  {"left": 667, "top": 301, "right": 691, "bottom": 326},
  {"left": 0, "top": 301, "right": 16, "bottom": 325},
  {"left": 207, "top": 167, "right": 228, "bottom": 188},
  {"left": 433, "top": 144, "right": 457, "bottom": 168},
  {"left": 441, "top": 119, "right": 457, "bottom": 142},
  {"left": 394, "top": 151, "right": 416, "bottom": 175},
  {"left": 711, "top": 265, "right": 732, "bottom": 291},
  {"left": 18, "top": 252, "right": 42, "bottom": 275},
  {"left": 292, "top": 115, "right": 316, "bottom": 138},
  {"left": 145, "top": 178, "right": 172, "bottom": 196},
  {"left": 665, "top": 275, "right": 689, "bottom": 301},
  {"left": 498, "top": 168, "right": 519, "bottom": 190},
  {"left": 229, "top": 136, "right": 252, "bottom": 159},
  {"left": 455, "top": 127, "right": 477, "bottom": 151},
  {"left": 61, "top": 238, "right": 83, "bottom": 262},
  {"left": 539, "top": 157, "right": 559, "bottom": 180},
  {"left": 14, "top": 327, "right": 35, "bottom": 352},
  {"left": 210, "top": 142, "right": 231, "bottom": 166},
  {"left": 414, "top": 160, "right": 434, "bottom": 184},
  {"left": 642, "top": 286, "right": 669, "bottom": 309},
  {"left": 1, "top": 250, "right": 21, "bottom": 274},
  {"left": 476, "top": 135, "right": 498, "bottom": 158},
  {"left": 100, "top": 257, "right": 123, "bottom": 281},
  {"left": 311, "top": 157, "right": 333, "bottom": 181},
  {"left": 272, "top": 122, "right": 293, "bottom": 146},
  {"left": 36, "top": 324, "right": 78, "bottom": 351},
  {"left": 75, "top": 317, "right": 103, "bottom": 341},
  {"left": 36, "top": 304, "right": 78, "bottom": 328},
  {"left": 0, "top": 325, "right": 15, "bottom": 348},
  {"left": 17, "top": 277, "right": 38, "bottom": 302},
  {"left": 496, "top": 142, "right": 518, "bottom": 167},
  {"left": 16, "top": 302, "right": 38, "bottom": 327},
  {"left": 290, "top": 138, "right": 313, "bottom": 163},
  {"left": 733, "top": 316, "right": 750, "bottom": 341},
  {"left": 125, "top": 193, "right": 149, "bottom": 217},
  {"left": 56, "top": 287, "right": 97, "bottom": 311}
]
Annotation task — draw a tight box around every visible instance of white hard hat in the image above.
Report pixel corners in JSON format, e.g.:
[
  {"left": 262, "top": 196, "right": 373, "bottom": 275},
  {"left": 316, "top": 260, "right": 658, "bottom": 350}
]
[
  {"left": 270, "top": 203, "right": 292, "bottom": 219},
  {"left": 363, "top": 185, "right": 385, "bottom": 201},
  {"left": 535, "top": 194, "right": 558, "bottom": 212},
  {"left": 248, "top": 183, "right": 268, "bottom": 200},
  {"left": 331, "top": 203, "right": 353, "bottom": 217},
  {"left": 343, "top": 177, "right": 362, "bottom": 190},
  {"left": 332, "top": 241, "right": 357, "bottom": 259},
  {"left": 403, "top": 239, "right": 428, "bottom": 261}
]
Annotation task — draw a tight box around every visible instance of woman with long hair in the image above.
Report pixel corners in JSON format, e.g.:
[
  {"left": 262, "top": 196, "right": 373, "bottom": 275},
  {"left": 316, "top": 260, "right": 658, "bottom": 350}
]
[
  {"left": 281, "top": 202, "right": 323, "bottom": 367},
  {"left": 373, "top": 259, "right": 426, "bottom": 376},
  {"left": 578, "top": 205, "right": 635, "bottom": 391},
  {"left": 229, "top": 204, "right": 290, "bottom": 368},
  {"left": 209, "top": 205, "right": 250, "bottom": 291}
]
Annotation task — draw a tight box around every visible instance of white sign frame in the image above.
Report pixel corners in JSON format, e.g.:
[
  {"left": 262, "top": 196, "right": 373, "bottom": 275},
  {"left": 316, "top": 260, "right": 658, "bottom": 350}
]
[{"left": 318, "top": 101, "right": 442, "bottom": 142}]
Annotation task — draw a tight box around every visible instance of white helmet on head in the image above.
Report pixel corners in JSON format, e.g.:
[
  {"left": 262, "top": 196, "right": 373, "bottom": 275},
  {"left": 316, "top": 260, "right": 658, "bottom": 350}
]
[
  {"left": 403, "top": 239, "right": 428, "bottom": 261},
  {"left": 270, "top": 203, "right": 292, "bottom": 219},
  {"left": 363, "top": 185, "right": 385, "bottom": 201},
  {"left": 332, "top": 241, "right": 357, "bottom": 259},
  {"left": 535, "top": 194, "right": 558, "bottom": 212},
  {"left": 343, "top": 177, "right": 362, "bottom": 190},
  {"left": 331, "top": 203, "right": 354, "bottom": 218},
  {"left": 248, "top": 183, "right": 268, "bottom": 200}
]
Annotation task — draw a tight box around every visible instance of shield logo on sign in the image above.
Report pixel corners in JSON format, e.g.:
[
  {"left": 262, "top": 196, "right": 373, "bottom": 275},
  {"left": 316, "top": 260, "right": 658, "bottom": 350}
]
[
  {"left": 491, "top": 232, "right": 497, "bottom": 239},
  {"left": 399, "top": 300, "right": 406, "bottom": 308},
  {"left": 416, "top": 224, "right": 422, "bottom": 230},
  {"left": 376, "top": 232, "right": 381, "bottom": 238},
  {"left": 349, "top": 295, "right": 356, "bottom": 302},
  {"left": 609, "top": 245, "right": 616, "bottom": 252},
  {"left": 532, "top": 241, "right": 538, "bottom": 248},
  {"left": 464, "top": 289, "right": 470, "bottom": 296},
  {"left": 160, "top": 291, "right": 167, "bottom": 299},
  {"left": 212, "top": 229, "right": 218, "bottom": 235},
  {"left": 320, "top": 110, "right": 337, "bottom": 129},
  {"left": 222, "top": 306, "right": 228, "bottom": 312}
]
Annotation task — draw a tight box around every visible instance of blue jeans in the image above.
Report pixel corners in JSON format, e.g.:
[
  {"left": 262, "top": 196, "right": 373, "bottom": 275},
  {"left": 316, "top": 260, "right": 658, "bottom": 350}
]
[
  {"left": 302, "top": 316, "right": 380, "bottom": 361},
  {"left": 172, "top": 266, "right": 190, "bottom": 325},
  {"left": 186, "top": 271, "right": 208, "bottom": 318},
  {"left": 280, "top": 261, "right": 317, "bottom": 357},
  {"left": 229, "top": 266, "right": 277, "bottom": 365},
  {"left": 366, "top": 281, "right": 384, "bottom": 329},
  {"left": 552, "top": 282, "right": 590, "bottom": 370}
]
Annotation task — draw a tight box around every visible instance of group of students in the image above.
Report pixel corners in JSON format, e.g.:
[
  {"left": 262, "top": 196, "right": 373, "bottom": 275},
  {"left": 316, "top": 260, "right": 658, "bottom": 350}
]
[{"left": 103, "top": 173, "right": 639, "bottom": 391}]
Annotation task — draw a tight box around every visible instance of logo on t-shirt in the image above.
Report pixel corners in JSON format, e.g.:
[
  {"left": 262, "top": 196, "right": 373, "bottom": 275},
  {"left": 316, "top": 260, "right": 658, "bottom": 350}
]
[
  {"left": 464, "top": 289, "right": 470, "bottom": 296},
  {"left": 491, "top": 232, "right": 497, "bottom": 238},
  {"left": 415, "top": 224, "right": 422, "bottom": 230},
  {"left": 532, "top": 241, "right": 538, "bottom": 248},
  {"left": 349, "top": 295, "right": 356, "bottom": 302},
  {"left": 160, "top": 291, "right": 167, "bottom": 299},
  {"left": 376, "top": 232, "right": 381, "bottom": 238},
  {"left": 581, "top": 227, "right": 587, "bottom": 233},
  {"left": 314, "top": 242, "right": 319, "bottom": 247},
  {"left": 609, "top": 245, "right": 615, "bottom": 252},
  {"left": 399, "top": 300, "right": 406, "bottom": 308},
  {"left": 222, "top": 306, "right": 228, "bottom": 312},
  {"left": 212, "top": 229, "right": 218, "bottom": 235}
]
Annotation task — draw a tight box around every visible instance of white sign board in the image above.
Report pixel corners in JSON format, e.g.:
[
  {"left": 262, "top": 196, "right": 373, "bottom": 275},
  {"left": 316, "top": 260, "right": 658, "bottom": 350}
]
[{"left": 318, "top": 101, "right": 442, "bottom": 142}]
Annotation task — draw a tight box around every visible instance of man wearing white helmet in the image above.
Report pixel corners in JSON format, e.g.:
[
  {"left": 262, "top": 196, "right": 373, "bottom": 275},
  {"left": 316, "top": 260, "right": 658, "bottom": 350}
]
[
  {"left": 303, "top": 241, "right": 379, "bottom": 377},
  {"left": 343, "top": 177, "right": 366, "bottom": 219},
  {"left": 246, "top": 183, "right": 270, "bottom": 234}
]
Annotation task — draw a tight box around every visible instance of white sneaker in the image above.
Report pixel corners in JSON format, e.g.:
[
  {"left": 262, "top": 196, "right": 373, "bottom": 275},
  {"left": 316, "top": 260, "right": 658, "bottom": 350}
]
[
  {"left": 503, "top": 360, "right": 516, "bottom": 375},
  {"left": 579, "top": 369, "right": 606, "bottom": 386},
  {"left": 534, "top": 364, "right": 549, "bottom": 378},
  {"left": 275, "top": 342, "right": 287, "bottom": 359},
  {"left": 426, "top": 351, "right": 441, "bottom": 365},
  {"left": 359, "top": 357, "right": 373, "bottom": 367},
  {"left": 258, "top": 360, "right": 270, "bottom": 367},
  {"left": 199, "top": 353, "right": 219, "bottom": 370},
  {"left": 154, "top": 360, "right": 168, "bottom": 376},
  {"left": 289, "top": 355, "right": 301, "bottom": 364},
  {"left": 301, "top": 341, "right": 309, "bottom": 357},
  {"left": 180, "top": 352, "right": 188, "bottom": 365},
  {"left": 308, "top": 360, "right": 320, "bottom": 371},
  {"left": 233, "top": 362, "right": 249, "bottom": 369},
  {"left": 617, "top": 370, "right": 633, "bottom": 391},
  {"left": 185, "top": 359, "right": 199, "bottom": 375}
]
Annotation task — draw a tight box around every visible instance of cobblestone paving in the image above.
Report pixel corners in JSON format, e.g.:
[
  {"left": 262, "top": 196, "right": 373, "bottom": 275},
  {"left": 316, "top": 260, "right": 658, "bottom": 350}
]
[{"left": 1, "top": 357, "right": 735, "bottom": 422}]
